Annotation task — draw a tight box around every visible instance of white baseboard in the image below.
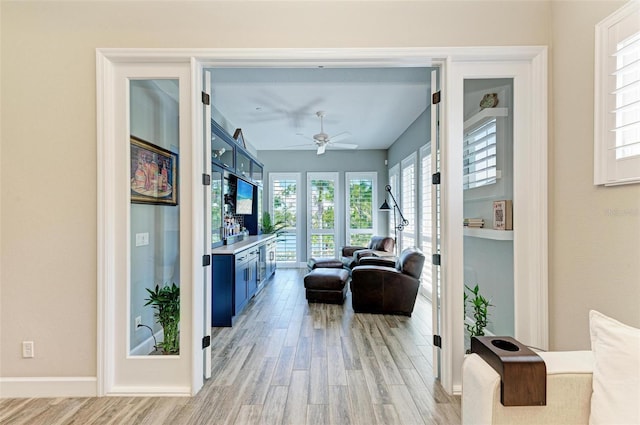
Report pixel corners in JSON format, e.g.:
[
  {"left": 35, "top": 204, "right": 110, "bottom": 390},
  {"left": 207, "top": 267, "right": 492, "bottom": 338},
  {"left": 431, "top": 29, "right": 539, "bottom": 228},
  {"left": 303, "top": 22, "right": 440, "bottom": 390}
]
[
  {"left": 453, "top": 384, "right": 463, "bottom": 395},
  {"left": 0, "top": 376, "right": 97, "bottom": 398},
  {"left": 107, "top": 385, "right": 191, "bottom": 397}
]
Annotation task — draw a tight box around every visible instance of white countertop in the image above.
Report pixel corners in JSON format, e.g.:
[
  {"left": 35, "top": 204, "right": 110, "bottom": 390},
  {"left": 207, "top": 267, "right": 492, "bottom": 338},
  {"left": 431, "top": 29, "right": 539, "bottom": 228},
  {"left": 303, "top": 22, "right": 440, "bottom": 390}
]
[{"left": 211, "top": 233, "right": 277, "bottom": 255}]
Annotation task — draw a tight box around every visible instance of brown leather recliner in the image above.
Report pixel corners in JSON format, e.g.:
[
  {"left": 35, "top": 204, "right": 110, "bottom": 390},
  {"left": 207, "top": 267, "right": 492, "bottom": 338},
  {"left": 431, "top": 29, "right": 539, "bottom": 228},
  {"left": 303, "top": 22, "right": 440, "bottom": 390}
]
[
  {"left": 340, "top": 235, "right": 395, "bottom": 269},
  {"left": 350, "top": 247, "right": 425, "bottom": 316}
]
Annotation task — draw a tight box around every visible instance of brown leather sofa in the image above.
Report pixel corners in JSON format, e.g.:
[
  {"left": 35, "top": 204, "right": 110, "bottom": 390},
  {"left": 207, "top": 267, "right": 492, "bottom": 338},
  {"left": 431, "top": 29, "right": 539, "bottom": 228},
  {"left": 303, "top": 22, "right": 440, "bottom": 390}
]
[
  {"left": 350, "top": 247, "right": 425, "bottom": 316},
  {"left": 340, "top": 235, "right": 395, "bottom": 270}
]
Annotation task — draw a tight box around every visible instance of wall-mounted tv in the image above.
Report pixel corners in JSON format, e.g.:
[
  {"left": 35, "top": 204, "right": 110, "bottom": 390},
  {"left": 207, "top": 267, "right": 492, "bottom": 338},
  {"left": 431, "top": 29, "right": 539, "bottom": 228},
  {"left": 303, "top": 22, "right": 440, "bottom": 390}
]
[{"left": 235, "top": 178, "right": 254, "bottom": 215}]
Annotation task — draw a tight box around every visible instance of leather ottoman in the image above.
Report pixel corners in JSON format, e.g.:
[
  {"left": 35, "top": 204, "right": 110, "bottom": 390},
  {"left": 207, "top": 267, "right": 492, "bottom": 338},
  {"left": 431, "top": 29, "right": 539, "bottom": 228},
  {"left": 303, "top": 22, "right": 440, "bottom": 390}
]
[
  {"left": 304, "top": 268, "right": 349, "bottom": 304},
  {"left": 307, "top": 257, "right": 344, "bottom": 271}
]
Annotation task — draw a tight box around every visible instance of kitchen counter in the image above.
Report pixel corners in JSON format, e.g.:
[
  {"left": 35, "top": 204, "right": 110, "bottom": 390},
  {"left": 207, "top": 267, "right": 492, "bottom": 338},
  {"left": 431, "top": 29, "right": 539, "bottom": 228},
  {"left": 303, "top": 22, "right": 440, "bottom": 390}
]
[{"left": 211, "top": 233, "right": 277, "bottom": 255}]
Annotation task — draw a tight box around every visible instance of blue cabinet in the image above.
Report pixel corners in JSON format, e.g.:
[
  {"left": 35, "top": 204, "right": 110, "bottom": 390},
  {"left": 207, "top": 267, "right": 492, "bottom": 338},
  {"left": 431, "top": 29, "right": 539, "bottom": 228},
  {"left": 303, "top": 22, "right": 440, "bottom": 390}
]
[{"left": 211, "top": 235, "right": 276, "bottom": 327}]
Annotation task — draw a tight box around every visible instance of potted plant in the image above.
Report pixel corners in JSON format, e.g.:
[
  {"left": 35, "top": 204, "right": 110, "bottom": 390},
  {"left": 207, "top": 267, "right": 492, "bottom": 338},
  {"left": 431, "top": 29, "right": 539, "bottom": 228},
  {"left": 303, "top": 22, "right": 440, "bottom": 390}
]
[
  {"left": 144, "top": 282, "right": 180, "bottom": 355},
  {"left": 261, "top": 211, "right": 285, "bottom": 235},
  {"left": 464, "top": 284, "right": 493, "bottom": 353}
]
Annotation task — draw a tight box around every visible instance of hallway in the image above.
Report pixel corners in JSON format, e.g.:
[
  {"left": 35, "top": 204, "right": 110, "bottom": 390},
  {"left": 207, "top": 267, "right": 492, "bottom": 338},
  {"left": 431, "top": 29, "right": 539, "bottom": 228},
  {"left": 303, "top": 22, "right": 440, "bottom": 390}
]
[{"left": 0, "top": 269, "right": 460, "bottom": 424}]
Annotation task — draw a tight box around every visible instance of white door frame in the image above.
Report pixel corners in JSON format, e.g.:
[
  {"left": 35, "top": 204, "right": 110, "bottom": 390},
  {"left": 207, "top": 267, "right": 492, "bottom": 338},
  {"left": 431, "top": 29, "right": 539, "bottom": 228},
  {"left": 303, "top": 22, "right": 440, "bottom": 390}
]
[
  {"left": 97, "top": 46, "right": 547, "bottom": 396},
  {"left": 445, "top": 57, "right": 548, "bottom": 393}
]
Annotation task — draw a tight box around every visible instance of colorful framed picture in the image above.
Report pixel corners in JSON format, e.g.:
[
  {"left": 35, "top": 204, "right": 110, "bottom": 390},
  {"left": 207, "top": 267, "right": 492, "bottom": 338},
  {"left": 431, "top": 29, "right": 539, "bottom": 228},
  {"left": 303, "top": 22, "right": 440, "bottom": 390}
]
[
  {"left": 233, "top": 128, "right": 247, "bottom": 148},
  {"left": 130, "top": 136, "right": 178, "bottom": 206}
]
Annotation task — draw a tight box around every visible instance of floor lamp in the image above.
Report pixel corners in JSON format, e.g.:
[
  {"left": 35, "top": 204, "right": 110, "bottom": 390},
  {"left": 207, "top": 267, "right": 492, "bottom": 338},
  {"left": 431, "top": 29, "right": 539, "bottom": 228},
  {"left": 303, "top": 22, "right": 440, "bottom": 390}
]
[{"left": 379, "top": 184, "right": 409, "bottom": 256}]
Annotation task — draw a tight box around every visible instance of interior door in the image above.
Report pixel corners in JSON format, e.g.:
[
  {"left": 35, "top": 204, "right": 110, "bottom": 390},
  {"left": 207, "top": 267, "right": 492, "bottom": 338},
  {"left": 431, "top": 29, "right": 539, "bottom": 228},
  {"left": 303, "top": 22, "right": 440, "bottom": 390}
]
[
  {"left": 431, "top": 68, "right": 442, "bottom": 379},
  {"left": 202, "top": 70, "right": 213, "bottom": 380}
]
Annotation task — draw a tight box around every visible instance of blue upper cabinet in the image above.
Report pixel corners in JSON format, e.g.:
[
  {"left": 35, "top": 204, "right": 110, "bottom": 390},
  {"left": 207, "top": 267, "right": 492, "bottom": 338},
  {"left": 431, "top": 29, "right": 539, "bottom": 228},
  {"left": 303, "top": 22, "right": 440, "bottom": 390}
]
[
  {"left": 251, "top": 162, "right": 263, "bottom": 185},
  {"left": 236, "top": 149, "right": 252, "bottom": 179},
  {"left": 211, "top": 120, "right": 235, "bottom": 170},
  {"left": 211, "top": 119, "right": 263, "bottom": 184}
]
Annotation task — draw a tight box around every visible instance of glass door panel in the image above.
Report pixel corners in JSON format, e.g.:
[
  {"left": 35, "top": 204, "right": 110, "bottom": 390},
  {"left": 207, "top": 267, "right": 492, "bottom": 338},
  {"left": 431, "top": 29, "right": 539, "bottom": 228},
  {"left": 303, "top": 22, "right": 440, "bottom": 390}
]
[
  {"left": 307, "top": 172, "right": 338, "bottom": 258},
  {"left": 129, "top": 78, "right": 180, "bottom": 357},
  {"left": 462, "top": 78, "right": 515, "bottom": 352},
  {"left": 211, "top": 165, "right": 224, "bottom": 248}
]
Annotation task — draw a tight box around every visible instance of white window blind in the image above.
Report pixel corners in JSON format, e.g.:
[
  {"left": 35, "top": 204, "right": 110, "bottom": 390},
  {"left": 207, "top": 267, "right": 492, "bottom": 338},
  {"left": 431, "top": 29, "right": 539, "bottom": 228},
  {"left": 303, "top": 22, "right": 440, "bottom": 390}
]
[
  {"left": 388, "top": 165, "right": 399, "bottom": 247},
  {"left": 401, "top": 154, "right": 417, "bottom": 251},
  {"left": 420, "top": 145, "right": 433, "bottom": 297},
  {"left": 595, "top": 0, "right": 640, "bottom": 185},
  {"left": 463, "top": 118, "right": 497, "bottom": 190},
  {"left": 613, "top": 32, "right": 640, "bottom": 160}
]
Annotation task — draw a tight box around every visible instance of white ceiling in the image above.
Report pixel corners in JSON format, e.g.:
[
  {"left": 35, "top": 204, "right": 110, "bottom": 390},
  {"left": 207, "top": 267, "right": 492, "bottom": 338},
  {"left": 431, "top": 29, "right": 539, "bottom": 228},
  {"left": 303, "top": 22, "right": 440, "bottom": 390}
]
[{"left": 209, "top": 67, "right": 432, "bottom": 152}]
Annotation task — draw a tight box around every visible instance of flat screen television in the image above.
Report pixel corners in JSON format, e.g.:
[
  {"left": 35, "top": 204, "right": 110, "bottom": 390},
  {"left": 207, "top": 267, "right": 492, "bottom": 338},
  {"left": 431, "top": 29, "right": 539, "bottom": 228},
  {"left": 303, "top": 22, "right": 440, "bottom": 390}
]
[{"left": 235, "top": 178, "right": 254, "bottom": 215}]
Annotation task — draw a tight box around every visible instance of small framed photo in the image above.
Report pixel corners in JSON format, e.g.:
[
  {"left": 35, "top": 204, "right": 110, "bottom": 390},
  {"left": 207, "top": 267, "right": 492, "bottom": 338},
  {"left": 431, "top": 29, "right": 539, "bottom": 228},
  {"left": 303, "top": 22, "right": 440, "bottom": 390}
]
[
  {"left": 493, "top": 200, "right": 513, "bottom": 230},
  {"left": 233, "top": 128, "right": 247, "bottom": 149},
  {"left": 130, "top": 136, "right": 178, "bottom": 206}
]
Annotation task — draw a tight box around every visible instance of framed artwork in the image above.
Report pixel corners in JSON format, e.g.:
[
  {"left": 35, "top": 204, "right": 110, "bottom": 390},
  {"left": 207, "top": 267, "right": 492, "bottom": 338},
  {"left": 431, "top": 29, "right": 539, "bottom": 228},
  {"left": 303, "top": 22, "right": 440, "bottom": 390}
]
[
  {"left": 130, "top": 136, "right": 178, "bottom": 206},
  {"left": 233, "top": 128, "right": 247, "bottom": 148}
]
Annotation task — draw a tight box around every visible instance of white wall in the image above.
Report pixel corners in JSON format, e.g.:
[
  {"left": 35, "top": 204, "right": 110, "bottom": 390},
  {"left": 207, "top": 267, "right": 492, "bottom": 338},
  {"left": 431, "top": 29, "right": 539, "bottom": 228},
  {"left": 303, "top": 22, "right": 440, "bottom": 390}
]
[{"left": 3, "top": 0, "right": 637, "bottom": 388}]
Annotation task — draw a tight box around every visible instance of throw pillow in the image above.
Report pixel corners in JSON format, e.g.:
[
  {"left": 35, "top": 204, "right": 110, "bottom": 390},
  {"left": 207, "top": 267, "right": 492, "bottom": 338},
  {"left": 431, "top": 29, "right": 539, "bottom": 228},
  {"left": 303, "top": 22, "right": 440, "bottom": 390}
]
[{"left": 589, "top": 310, "right": 640, "bottom": 425}]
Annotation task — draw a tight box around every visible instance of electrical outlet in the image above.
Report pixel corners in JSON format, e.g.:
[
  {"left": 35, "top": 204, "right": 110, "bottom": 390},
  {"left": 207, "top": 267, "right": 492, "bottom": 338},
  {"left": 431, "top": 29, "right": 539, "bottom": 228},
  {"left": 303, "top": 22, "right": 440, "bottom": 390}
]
[
  {"left": 22, "top": 341, "right": 34, "bottom": 358},
  {"left": 135, "top": 316, "right": 142, "bottom": 329}
]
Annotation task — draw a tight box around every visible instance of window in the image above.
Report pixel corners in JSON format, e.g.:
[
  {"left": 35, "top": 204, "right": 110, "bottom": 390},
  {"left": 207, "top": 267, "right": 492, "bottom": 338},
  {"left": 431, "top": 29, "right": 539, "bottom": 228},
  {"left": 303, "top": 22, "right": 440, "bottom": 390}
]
[
  {"left": 400, "top": 153, "right": 417, "bottom": 251},
  {"left": 420, "top": 144, "right": 433, "bottom": 297},
  {"left": 346, "top": 172, "right": 377, "bottom": 247},
  {"left": 387, "top": 164, "right": 400, "bottom": 247},
  {"left": 463, "top": 118, "right": 497, "bottom": 190},
  {"left": 270, "top": 173, "right": 300, "bottom": 263},
  {"left": 595, "top": 0, "right": 640, "bottom": 185},
  {"left": 307, "top": 173, "right": 338, "bottom": 258}
]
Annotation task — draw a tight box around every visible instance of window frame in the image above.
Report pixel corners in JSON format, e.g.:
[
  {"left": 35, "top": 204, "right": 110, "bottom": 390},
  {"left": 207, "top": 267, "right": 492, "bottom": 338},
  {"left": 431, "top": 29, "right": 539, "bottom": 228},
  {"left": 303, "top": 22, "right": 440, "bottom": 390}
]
[
  {"left": 419, "top": 144, "right": 434, "bottom": 299},
  {"left": 595, "top": 0, "right": 640, "bottom": 186},
  {"left": 345, "top": 171, "right": 377, "bottom": 247},
  {"left": 387, "top": 164, "right": 400, "bottom": 247},
  {"left": 307, "top": 172, "right": 340, "bottom": 259},
  {"left": 400, "top": 152, "right": 417, "bottom": 252},
  {"left": 269, "top": 172, "right": 301, "bottom": 265}
]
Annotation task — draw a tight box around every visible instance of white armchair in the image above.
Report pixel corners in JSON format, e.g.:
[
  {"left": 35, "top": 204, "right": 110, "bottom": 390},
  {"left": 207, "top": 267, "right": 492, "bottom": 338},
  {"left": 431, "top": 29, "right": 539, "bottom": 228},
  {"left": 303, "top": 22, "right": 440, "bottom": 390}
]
[
  {"left": 462, "top": 350, "right": 594, "bottom": 425},
  {"left": 462, "top": 310, "right": 640, "bottom": 425}
]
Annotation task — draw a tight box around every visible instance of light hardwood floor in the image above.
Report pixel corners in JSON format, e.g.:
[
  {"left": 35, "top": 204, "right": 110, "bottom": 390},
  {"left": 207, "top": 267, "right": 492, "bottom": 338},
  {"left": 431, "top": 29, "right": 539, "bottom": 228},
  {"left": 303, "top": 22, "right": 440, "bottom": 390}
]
[{"left": 0, "top": 269, "right": 461, "bottom": 425}]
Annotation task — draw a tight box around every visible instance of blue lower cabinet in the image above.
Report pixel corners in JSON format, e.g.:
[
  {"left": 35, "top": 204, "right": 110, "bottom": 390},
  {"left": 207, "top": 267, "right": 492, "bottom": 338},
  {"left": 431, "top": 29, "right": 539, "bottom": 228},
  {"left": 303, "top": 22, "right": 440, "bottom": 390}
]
[{"left": 212, "top": 239, "right": 273, "bottom": 327}]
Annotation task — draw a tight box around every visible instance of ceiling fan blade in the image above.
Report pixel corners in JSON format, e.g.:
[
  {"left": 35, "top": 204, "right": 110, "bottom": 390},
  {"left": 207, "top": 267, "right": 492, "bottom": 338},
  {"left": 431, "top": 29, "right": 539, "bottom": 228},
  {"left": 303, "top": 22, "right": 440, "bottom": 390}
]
[
  {"left": 330, "top": 142, "right": 358, "bottom": 150},
  {"left": 328, "top": 131, "right": 351, "bottom": 143},
  {"left": 286, "top": 143, "right": 315, "bottom": 148},
  {"left": 317, "top": 144, "right": 326, "bottom": 155}
]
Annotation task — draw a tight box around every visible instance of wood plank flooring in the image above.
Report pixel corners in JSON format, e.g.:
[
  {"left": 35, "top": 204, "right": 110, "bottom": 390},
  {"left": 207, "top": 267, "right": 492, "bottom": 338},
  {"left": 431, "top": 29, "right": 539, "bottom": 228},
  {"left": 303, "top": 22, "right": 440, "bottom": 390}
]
[{"left": 0, "top": 269, "right": 461, "bottom": 425}]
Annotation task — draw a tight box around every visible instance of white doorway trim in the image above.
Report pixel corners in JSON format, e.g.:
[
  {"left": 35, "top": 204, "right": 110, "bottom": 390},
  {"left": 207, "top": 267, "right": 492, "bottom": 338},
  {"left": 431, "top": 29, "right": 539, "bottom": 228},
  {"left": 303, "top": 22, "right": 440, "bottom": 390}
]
[
  {"left": 445, "top": 55, "right": 548, "bottom": 393},
  {"left": 96, "top": 46, "right": 547, "bottom": 396}
]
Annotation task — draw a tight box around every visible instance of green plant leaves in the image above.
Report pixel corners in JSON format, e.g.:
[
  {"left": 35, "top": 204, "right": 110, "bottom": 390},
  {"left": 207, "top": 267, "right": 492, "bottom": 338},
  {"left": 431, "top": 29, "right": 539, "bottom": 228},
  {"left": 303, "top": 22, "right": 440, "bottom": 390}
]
[
  {"left": 464, "top": 284, "right": 493, "bottom": 338},
  {"left": 144, "top": 283, "right": 180, "bottom": 354}
]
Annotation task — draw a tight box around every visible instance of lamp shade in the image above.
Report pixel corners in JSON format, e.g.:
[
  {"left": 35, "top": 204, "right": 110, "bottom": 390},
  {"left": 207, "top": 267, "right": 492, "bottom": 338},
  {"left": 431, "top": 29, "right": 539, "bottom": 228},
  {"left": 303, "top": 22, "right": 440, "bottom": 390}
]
[{"left": 379, "top": 200, "right": 391, "bottom": 211}]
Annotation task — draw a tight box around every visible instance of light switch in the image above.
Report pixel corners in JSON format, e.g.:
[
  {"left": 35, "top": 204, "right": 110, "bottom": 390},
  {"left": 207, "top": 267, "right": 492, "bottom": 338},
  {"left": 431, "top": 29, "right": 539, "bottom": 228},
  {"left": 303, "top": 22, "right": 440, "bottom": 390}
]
[{"left": 135, "top": 232, "right": 149, "bottom": 247}]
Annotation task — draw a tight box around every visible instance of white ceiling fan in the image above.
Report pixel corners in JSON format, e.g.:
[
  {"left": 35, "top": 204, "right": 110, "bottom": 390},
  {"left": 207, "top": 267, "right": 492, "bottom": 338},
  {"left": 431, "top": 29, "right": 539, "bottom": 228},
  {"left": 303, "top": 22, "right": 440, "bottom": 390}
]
[{"left": 302, "top": 111, "right": 358, "bottom": 155}]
